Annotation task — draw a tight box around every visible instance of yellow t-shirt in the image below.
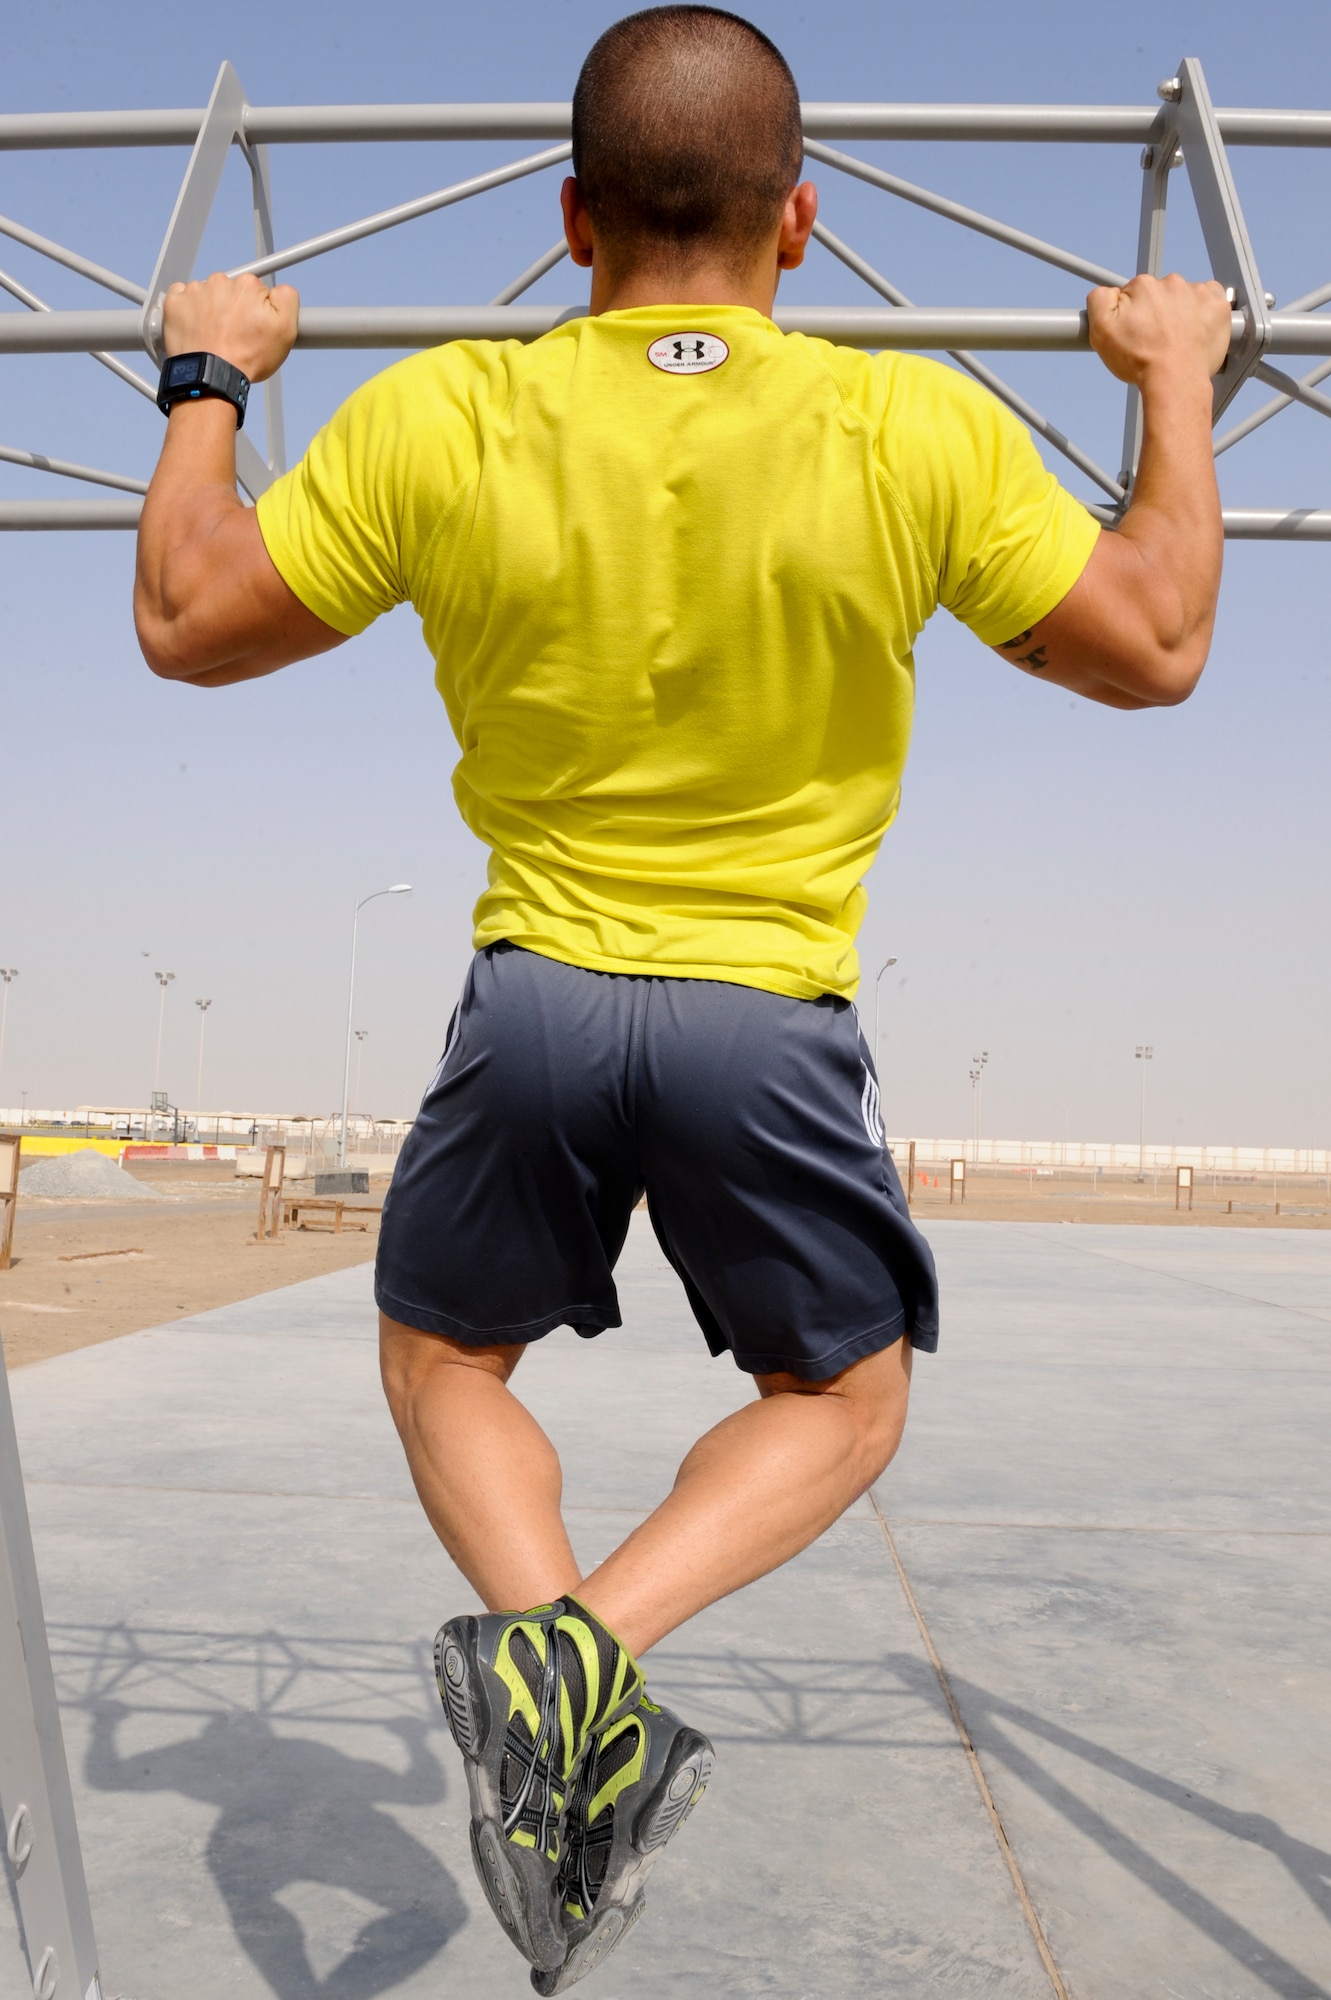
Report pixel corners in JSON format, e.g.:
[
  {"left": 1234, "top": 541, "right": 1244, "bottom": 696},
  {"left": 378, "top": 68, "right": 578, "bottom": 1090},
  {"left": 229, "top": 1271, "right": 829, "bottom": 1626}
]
[{"left": 256, "top": 304, "right": 1097, "bottom": 1000}]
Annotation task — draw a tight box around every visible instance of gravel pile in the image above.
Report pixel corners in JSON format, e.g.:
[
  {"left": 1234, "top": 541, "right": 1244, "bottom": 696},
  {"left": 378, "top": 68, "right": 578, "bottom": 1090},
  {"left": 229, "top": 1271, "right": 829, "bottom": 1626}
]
[{"left": 18, "top": 1150, "right": 163, "bottom": 1201}]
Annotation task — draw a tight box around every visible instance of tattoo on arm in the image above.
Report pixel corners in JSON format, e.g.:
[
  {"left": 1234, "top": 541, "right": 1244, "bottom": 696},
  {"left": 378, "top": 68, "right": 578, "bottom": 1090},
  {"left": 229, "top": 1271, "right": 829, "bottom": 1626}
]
[{"left": 998, "top": 628, "right": 1049, "bottom": 672}]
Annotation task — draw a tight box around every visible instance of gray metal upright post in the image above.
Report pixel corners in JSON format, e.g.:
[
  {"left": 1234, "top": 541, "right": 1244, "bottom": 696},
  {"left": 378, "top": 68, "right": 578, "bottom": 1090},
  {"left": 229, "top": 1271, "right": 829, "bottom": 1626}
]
[
  {"left": 1118, "top": 117, "right": 1177, "bottom": 493},
  {"left": 0, "top": 1353, "right": 104, "bottom": 2000}
]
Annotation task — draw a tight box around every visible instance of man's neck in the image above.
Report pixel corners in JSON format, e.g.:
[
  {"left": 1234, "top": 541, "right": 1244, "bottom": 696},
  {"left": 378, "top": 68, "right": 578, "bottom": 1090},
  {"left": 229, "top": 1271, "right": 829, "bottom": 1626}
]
[{"left": 588, "top": 258, "right": 779, "bottom": 318}]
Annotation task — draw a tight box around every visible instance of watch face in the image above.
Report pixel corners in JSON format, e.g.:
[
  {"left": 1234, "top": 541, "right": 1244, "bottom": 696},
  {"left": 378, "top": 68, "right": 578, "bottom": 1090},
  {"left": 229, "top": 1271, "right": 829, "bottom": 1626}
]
[{"left": 166, "top": 354, "right": 203, "bottom": 388}]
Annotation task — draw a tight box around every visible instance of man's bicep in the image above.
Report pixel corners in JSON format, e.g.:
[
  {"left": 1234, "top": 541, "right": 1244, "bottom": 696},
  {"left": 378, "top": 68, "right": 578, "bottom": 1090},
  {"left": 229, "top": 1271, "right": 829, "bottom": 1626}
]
[
  {"left": 990, "top": 534, "right": 1167, "bottom": 710},
  {"left": 195, "top": 512, "right": 348, "bottom": 683},
  {"left": 147, "top": 507, "right": 349, "bottom": 686}
]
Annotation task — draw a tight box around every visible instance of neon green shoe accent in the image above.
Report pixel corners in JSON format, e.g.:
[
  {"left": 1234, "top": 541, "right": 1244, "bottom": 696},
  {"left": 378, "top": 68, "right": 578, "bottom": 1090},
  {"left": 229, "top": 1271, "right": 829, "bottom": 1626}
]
[
  {"left": 492, "top": 1617, "right": 551, "bottom": 1742},
  {"left": 586, "top": 1712, "right": 648, "bottom": 1829},
  {"left": 547, "top": 1687, "right": 714, "bottom": 1972},
  {"left": 549, "top": 1596, "right": 644, "bottom": 1781}
]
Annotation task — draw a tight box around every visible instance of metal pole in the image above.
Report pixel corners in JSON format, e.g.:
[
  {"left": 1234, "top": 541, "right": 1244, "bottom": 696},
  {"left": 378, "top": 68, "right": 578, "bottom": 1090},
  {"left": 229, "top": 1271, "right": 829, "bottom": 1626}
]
[
  {"left": 872, "top": 956, "right": 898, "bottom": 1079},
  {"left": 0, "top": 501, "right": 144, "bottom": 529},
  {"left": 338, "top": 902, "right": 360, "bottom": 1171},
  {"left": 152, "top": 971, "right": 174, "bottom": 1099},
  {"left": 194, "top": 999, "right": 212, "bottom": 1122},
  {"left": 813, "top": 220, "right": 1125, "bottom": 497},
  {"left": 1136, "top": 1045, "right": 1153, "bottom": 1178},
  {"left": 0, "top": 446, "right": 147, "bottom": 494},
  {"left": 970, "top": 1051, "right": 989, "bottom": 1165},
  {"left": 0, "top": 969, "right": 16, "bottom": 1110},
  {"left": 14, "top": 302, "right": 1331, "bottom": 355},
  {"left": 9, "top": 499, "right": 1331, "bottom": 540},
  {"left": 0, "top": 213, "right": 143, "bottom": 300},
  {"left": 0, "top": 264, "right": 156, "bottom": 401},
  {"left": 226, "top": 142, "right": 572, "bottom": 283},
  {"left": 338, "top": 887, "right": 410, "bottom": 1167},
  {"left": 804, "top": 136, "right": 1126, "bottom": 289},
  {"left": 0, "top": 1351, "right": 105, "bottom": 2000},
  {"left": 354, "top": 1030, "right": 368, "bottom": 1122},
  {"left": 7, "top": 100, "right": 1331, "bottom": 151}
]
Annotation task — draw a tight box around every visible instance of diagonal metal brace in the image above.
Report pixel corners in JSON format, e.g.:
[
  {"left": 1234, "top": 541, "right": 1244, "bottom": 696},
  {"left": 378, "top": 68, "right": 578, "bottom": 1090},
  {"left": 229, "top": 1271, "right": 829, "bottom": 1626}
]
[
  {"left": 140, "top": 62, "right": 276, "bottom": 500},
  {"left": 1173, "top": 56, "right": 1271, "bottom": 422}
]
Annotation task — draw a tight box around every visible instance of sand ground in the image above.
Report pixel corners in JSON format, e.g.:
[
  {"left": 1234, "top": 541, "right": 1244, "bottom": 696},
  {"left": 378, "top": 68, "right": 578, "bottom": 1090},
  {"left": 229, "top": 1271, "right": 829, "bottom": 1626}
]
[
  {"left": 906, "top": 1160, "right": 1330, "bottom": 1230},
  {"left": 0, "top": 1159, "right": 385, "bottom": 1369},
  {"left": 2, "top": 1156, "right": 1324, "bottom": 1370}
]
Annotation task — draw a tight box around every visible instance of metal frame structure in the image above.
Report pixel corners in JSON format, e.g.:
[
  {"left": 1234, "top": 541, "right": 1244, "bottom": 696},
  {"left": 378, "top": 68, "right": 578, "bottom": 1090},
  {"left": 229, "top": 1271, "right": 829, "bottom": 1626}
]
[
  {"left": 1, "top": 1355, "right": 105, "bottom": 2000},
  {"left": 2, "top": 58, "right": 1331, "bottom": 534},
  {"left": 1, "top": 53, "right": 1329, "bottom": 1998}
]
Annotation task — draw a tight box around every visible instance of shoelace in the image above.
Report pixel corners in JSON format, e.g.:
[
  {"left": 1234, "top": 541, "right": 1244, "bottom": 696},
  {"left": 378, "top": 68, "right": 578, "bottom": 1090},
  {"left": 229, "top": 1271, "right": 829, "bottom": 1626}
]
[
  {"left": 502, "top": 1621, "right": 566, "bottom": 1855},
  {"left": 560, "top": 1748, "right": 600, "bottom": 1914}
]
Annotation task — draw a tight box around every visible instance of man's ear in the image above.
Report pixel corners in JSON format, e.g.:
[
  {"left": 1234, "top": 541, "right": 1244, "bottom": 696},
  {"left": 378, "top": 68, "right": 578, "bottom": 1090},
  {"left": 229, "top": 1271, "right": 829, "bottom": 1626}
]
[
  {"left": 777, "top": 181, "right": 818, "bottom": 272},
  {"left": 561, "top": 177, "right": 596, "bottom": 269}
]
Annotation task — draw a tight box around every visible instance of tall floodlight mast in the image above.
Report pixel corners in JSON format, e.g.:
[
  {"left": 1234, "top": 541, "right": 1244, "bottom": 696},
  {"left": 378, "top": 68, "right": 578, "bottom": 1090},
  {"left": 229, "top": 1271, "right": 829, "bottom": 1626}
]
[
  {"left": 338, "top": 888, "right": 411, "bottom": 1167},
  {"left": 354, "top": 1028, "right": 369, "bottom": 1121},
  {"left": 194, "top": 997, "right": 212, "bottom": 1122},
  {"left": 0, "top": 970, "right": 17, "bottom": 1112},
  {"left": 872, "top": 956, "right": 898, "bottom": 1087},
  {"left": 152, "top": 970, "right": 175, "bottom": 1102},
  {"left": 970, "top": 1049, "right": 990, "bottom": 1164},
  {"left": 1136, "top": 1045, "right": 1155, "bottom": 1179}
]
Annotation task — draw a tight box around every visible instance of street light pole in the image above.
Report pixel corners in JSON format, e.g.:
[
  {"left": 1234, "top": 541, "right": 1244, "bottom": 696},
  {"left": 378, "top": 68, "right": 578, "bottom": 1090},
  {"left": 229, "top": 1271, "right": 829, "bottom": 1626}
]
[
  {"left": 195, "top": 999, "right": 212, "bottom": 1124},
  {"left": 969, "top": 1049, "right": 989, "bottom": 1164},
  {"left": 354, "top": 1029, "right": 369, "bottom": 1120},
  {"left": 872, "top": 955, "right": 898, "bottom": 1079},
  {"left": 152, "top": 970, "right": 175, "bottom": 1101},
  {"left": 0, "top": 969, "right": 17, "bottom": 1112},
  {"left": 339, "top": 886, "right": 411, "bottom": 1167},
  {"left": 1135, "top": 1045, "right": 1154, "bottom": 1180}
]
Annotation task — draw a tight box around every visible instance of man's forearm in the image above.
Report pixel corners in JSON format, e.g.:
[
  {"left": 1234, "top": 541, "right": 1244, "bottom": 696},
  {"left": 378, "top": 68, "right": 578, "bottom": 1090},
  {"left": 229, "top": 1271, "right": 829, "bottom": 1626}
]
[
  {"left": 1114, "top": 365, "right": 1223, "bottom": 668},
  {"left": 135, "top": 401, "right": 259, "bottom": 677},
  {"left": 134, "top": 398, "right": 342, "bottom": 685},
  {"left": 133, "top": 272, "right": 338, "bottom": 685},
  {"left": 992, "top": 272, "right": 1233, "bottom": 710}
]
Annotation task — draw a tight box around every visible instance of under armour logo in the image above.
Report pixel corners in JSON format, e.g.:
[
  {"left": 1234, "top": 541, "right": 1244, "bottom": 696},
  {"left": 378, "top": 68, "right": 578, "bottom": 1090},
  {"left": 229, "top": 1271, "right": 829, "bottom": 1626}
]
[{"left": 647, "top": 331, "right": 731, "bottom": 376}]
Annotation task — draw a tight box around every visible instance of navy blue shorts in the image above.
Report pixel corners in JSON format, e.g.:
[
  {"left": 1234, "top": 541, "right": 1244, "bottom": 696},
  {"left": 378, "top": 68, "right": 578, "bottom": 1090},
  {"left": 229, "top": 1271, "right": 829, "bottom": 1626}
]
[{"left": 375, "top": 942, "right": 939, "bottom": 1380}]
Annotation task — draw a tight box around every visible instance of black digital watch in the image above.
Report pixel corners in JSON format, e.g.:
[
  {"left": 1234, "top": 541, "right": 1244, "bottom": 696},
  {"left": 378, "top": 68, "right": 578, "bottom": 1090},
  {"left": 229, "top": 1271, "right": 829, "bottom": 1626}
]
[{"left": 156, "top": 351, "right": 250, "bottom": 429}]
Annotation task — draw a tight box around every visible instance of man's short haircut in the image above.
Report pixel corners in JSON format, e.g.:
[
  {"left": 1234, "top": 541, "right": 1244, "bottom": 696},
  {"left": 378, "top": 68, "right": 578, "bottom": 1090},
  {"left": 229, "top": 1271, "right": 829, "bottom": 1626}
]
[{"left": 572, "top": 7, "right": 803, "bottom": 265}]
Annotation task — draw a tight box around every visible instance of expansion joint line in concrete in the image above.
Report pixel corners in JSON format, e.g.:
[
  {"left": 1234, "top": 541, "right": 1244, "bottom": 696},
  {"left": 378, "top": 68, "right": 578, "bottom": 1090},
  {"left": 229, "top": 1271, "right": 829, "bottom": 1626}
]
[{"left": 868, "top": 1487, "right": 1069, "bottom": 2000}]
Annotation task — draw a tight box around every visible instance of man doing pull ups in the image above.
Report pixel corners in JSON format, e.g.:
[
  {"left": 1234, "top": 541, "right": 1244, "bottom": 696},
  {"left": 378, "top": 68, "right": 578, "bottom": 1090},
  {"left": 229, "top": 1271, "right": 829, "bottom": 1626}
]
[{"left": 136, "top": 8, "right": 1229, "bottom": 1988}]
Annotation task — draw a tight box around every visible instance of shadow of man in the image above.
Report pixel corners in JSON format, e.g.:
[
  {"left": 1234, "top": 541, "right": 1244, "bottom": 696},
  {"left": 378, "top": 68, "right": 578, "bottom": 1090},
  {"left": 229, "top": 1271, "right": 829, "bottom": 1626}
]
[{"left": 87, "top": 1701, "right": 467, "bottom": 1998}]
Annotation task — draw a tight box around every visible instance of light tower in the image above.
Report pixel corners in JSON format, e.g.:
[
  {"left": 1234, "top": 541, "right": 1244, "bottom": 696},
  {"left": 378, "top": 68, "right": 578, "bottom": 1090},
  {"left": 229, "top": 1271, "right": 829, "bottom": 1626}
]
[
  {"left": 152, "top": 970, "right": 175, "bottom": 1103},
  {"left": 969, "top": 1049, "right": 990, "bottom": 1164},
  {"left": 339, "top": 888, "right": 411, "bottom": 1166},
  {"left": 872, "top": 955, "right": 898, "bottom": 1084},
  {"left": 354, "top": 1030, "right": 369, "bottom": 1124},
  {"left": 1135, "top": 1045, "right": 1154, "bottom": 1180},
  {"left": 0, "top": 969, "right": 17, "bottom": 1114},
  {"left": 195, "top": 999, "right": 213, "bottom": 1124}
]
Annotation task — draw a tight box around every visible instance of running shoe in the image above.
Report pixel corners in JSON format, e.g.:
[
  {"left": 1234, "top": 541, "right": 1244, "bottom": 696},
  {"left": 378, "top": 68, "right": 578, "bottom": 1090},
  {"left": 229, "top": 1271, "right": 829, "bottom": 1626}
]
[
  {"left": 531, "top": 1691, "right": 714, "bottom": 1994},
  {"left": 434, "top": 1596, "right": 644, "bottom": 1974}
]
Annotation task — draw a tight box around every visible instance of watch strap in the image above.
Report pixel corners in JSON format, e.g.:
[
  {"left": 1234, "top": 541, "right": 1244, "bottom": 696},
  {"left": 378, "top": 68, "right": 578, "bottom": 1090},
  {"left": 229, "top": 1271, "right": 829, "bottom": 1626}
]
[{"left": 156, "top": 351, "right": 250, "bottom": 429}]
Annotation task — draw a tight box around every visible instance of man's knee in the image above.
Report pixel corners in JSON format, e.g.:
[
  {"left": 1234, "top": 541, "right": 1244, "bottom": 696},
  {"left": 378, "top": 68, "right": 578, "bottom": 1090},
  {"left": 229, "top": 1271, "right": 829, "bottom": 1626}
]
[
  {"left": 378, "top": 1312, "right": 523, "bottom": 1428},
  {"left": 756, "top": 1335, "right": 912, "bottom": 1483}
]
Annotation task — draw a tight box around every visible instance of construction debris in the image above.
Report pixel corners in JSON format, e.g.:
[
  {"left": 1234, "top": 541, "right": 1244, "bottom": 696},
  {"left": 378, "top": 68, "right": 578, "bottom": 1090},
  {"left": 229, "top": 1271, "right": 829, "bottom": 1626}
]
[{"left": 18, "top": 1150, "right": 162, "bottom": 1201}]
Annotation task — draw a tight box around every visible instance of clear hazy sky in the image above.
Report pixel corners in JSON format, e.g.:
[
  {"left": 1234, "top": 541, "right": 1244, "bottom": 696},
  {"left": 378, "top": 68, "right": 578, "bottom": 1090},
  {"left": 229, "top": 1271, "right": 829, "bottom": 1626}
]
[{"left": 3, "top": 0, "right": 1328, "bottom": 1148}]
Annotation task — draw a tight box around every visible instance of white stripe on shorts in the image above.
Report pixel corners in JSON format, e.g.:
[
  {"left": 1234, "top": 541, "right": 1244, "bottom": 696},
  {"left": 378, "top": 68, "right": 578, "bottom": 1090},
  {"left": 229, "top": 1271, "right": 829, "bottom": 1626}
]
[{"left": 860, "top": 1064, "right": 884, "bottom": 1146}]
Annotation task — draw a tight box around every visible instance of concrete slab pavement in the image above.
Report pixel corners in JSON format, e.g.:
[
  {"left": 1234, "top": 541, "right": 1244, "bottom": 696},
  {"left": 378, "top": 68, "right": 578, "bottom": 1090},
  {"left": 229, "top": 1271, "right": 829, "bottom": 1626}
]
[
  {"left": 884, "top": 1224, "right": 1331, "bottom": 1999},
  {"left": 2, "top": 1219, "right": 1328, "bottom": 1998}
]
